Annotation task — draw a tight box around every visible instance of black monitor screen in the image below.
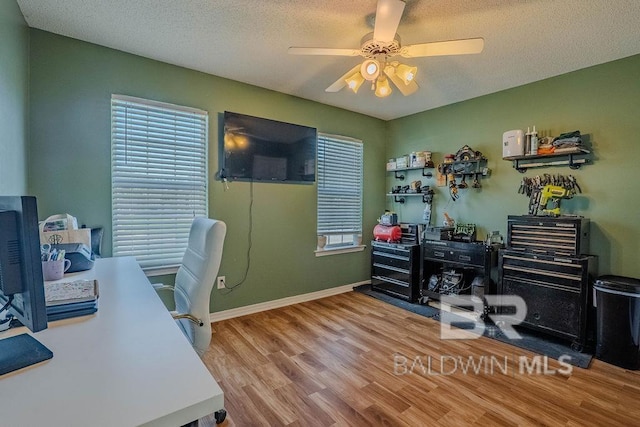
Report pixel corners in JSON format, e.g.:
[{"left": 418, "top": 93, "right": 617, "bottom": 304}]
[{"left": 0, "top": 196, "right": 48, "bottom": 333}]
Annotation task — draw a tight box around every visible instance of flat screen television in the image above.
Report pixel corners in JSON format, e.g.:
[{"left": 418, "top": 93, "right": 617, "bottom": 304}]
[{"left": 219, "top": 111, "right": 317, "bottom": 184}]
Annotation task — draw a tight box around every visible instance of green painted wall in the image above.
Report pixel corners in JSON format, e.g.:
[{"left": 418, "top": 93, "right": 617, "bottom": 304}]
[
  {"left": 27, "top": 30, "right": 387, "bottom": 312},
  {"left": 0, "top": 1, "right": 28, "bottom": 194},
  {"left": 23, "top": 25, "right": 640, "bottom": 315},
  {"left": 387, "top": 54, "right": 640, "bottom": 278}
]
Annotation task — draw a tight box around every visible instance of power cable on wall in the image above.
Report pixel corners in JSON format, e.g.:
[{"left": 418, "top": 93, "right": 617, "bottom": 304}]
[{"left": 221, "top": 179, "right": 253, "bottom": 294}]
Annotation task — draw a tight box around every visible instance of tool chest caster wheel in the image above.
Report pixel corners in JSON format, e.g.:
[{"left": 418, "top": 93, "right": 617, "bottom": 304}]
[{"left": 214, "top": 409, "right": 227, "bottom": 424}]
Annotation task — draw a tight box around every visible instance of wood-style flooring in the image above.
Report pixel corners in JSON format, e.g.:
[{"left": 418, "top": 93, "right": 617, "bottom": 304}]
[{"left": 199, "top": 291, "right": 640, "bottom": 426}]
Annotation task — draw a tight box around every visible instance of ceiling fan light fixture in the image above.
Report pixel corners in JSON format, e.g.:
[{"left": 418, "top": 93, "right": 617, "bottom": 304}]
[
  {"left": 289, "top": 0, "right": 484, "bottom": 99},
  {"left": 395, "top": 63, "right": 417, "bottom": 85},
  {"left": 375, "top": 76, "right": 392, "bottom": 98},
  {"left": 360, "top": 59, "right": 380, "bottom": 81},
  {"left": 345, "top": 71, "right": 365, "bottom": 93}
]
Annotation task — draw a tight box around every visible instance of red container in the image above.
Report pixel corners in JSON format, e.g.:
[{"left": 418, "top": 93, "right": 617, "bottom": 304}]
[{"left": 373, "top": 224, "right": 402, "bottom": 243}]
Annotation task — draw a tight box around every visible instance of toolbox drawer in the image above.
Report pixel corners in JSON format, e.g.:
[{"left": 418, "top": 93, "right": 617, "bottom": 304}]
[
  {"left": 372, "top": 251, "right": 411, "bottom": 271},
  {"left": 423, "top": 246, "right": 485, "bottom": 267},
  {"left": 371, "top": 275, "right": 413, "bottom": 300},
  {"left": 423, "top": 240, "right": 487, "bottom": 268},
  {"left": 500, "top": 253, "right": 585, "bottom": 290},
  {"left": 372, "top": 263, "right": 411, "bottom": 283},
  {"left": 507, "top": 215, "right": 589, "bottom": 256},
  {"left": 372, "top": 241, "right": 412, "bottom": 257}
]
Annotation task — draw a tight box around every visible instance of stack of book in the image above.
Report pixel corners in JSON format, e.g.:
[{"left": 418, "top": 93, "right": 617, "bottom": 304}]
[{"left": 44, "top": 279, "right": 99, "bottom": 321}]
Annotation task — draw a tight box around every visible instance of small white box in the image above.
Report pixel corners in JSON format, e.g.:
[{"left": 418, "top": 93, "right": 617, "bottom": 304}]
[
  {"left": 386, "top": 161, "right": 397, "bottom": 171},
  {"left": 503, "top": 130, "right": 525, "bottom": 158},
  {"left": 412, "top": 157, "right": 426, "bottom": 168},
  {"left": 396, "top": 156, "right": 409, "bottom": 169}
]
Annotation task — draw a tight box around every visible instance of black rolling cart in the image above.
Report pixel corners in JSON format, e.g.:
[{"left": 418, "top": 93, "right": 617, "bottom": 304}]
[
  {"left": 371, "top": 241, "right": 421, "bottom": 302},
  {"left": 421, "top": 239, "right": 500, "bottom": 303}
]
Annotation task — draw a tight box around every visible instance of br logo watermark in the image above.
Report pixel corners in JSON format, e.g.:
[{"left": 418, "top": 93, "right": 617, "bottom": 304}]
[{"left": 439, "top": 295, "right": 527, "bottom": 340}]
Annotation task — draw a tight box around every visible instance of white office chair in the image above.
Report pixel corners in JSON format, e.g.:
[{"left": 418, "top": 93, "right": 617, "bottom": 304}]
[{"left": 154, "top": 218, "right": 226, "bottom": 358}]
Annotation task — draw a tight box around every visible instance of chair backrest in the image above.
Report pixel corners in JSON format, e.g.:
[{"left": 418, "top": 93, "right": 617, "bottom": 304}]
[
  {"left": 90, "top": 227, "right": 104, "bottom": 257},
  {"left": 174, "top": 218, "right": 226, "bottom": 357}
]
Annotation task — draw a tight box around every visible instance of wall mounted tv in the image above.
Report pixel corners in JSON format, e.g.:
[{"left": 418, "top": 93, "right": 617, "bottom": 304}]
[{"left": 219, "top": 111, "right": 317, "bottom": 184}]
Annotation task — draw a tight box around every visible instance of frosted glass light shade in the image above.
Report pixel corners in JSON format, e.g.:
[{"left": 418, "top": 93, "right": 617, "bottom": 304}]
[
  {"left": 375, "top": 76, "right": 392, "bottom": 97},
  {"left": 396, "top": 64, "right": 417, "bottom": 85},
  {"left": 345, "top": 72, "right": 365, "bottom": 93}
]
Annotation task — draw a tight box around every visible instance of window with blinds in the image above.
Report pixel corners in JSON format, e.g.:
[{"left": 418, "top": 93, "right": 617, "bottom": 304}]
[
  {"left": 317, "top": 133, "right": 363, "bottom": 250},
  {"left": 111, "top": 95, "right": 208, "bottom": 272}
]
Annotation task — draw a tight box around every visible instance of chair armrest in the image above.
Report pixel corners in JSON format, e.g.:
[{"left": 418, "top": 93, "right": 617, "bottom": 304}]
[{"left": 170, "top": 311, "right": 204, "bottom": 327}]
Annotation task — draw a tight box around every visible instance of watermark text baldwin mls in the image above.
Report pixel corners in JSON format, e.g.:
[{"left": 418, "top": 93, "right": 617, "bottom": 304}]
[{"left": 393, "top": 354, "right": 573, "bottom": 376}]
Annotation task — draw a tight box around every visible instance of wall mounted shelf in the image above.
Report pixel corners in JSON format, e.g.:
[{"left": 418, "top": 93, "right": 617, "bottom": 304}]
[
  {"left": 387, "top": 166, "right": 434, "bottom": 180},
  {"left": 504, "top": 148, "right": 590, "bottom": 173},
  {"left": 386, "top": 193, "right": 433, "bottom": 204}
]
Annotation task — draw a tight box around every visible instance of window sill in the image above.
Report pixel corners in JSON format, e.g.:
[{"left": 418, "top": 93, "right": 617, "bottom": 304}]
[{"left": 315, "top": 245, "right": 366, "bottom": 257}]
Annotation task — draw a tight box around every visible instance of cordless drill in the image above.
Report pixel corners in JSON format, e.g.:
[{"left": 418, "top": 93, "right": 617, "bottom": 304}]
[{"left": 538, "top": 185, "right": 574, "bottom": 216}]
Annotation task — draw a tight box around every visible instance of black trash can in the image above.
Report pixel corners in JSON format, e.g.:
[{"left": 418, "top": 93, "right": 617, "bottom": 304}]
[{"left": 594, "top": 275, "right": 640, "bottom": 370}]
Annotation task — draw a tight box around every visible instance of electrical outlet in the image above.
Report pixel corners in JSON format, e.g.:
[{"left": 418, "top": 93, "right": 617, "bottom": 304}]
[{"left": 217, "top": 276, "right": 226, "bottom": 289}]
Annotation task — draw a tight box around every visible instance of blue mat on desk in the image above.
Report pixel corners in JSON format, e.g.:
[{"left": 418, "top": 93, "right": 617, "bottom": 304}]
[{"left": 354, "top": 284, "right": 593, "bottom": 369}]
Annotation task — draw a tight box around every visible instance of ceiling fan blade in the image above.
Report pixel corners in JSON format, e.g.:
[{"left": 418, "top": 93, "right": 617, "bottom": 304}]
[
  {"left": 326, "top": 64, "right": 361, "bottom": 92},
  {"left": 401, "top": 38, "right": 485, "bottom": 58},
  {"left": 373, "top": 0, "right": 406, "bottom": 43},
  {"left": 288, "top": 47, "right": 361, "bottom": 56},
  {"left": 384, "top": 66, "right": 418, "bottom": 96}
]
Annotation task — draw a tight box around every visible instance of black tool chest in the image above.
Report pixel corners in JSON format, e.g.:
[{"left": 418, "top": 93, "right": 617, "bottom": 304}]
[
  {"left": 371, "top": 241, "right": 421, "bottom": 302},
  {"left": 499, "top": 215, "right": 596, "bottom": 350},
  {"left": 507, "top": 215, "right": 589, "bottom": 256}
]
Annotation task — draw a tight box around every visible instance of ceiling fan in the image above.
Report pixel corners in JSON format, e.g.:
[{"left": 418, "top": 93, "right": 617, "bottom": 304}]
[{"left": 288, "top": 0, "right": 484, "bottom": 97}]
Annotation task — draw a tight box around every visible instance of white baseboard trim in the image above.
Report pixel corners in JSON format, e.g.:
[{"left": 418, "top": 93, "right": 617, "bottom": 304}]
[{"left": 209, "top": 280, "right": 370, "bottom": 323}]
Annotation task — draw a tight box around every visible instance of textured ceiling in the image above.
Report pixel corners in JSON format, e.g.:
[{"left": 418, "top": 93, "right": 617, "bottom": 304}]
[{"left": 16, "top": 0, "right": 640, "bottom": 120}]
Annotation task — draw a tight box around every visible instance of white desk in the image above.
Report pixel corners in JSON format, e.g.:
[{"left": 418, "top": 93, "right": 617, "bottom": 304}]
[{"left": 0, "top": 257, "right": 224, "bottom": 427}]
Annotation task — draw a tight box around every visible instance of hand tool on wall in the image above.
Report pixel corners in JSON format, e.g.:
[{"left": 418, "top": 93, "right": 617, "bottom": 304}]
[
  {"left": 448, "top": 173, "right": 458, "bottom": 200},
  {"left": 518, "top": 173, "right": 582, "bottom": 216},
  {"left": 472, "top": 173, "right": 481, "bottom": 188}
]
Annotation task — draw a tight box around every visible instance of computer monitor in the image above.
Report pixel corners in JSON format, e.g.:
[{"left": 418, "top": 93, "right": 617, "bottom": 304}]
[{"left": 0, "top": 196, "right": 48, "bottom": 332}]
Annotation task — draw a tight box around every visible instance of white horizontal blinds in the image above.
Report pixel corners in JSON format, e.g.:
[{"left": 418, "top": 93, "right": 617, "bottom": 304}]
[
  {"left": 317, "top": 133, "right": 363, "bottom": 236},
  {"left": 111, "top": 95, "right": 208, "bottom": 270}
]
